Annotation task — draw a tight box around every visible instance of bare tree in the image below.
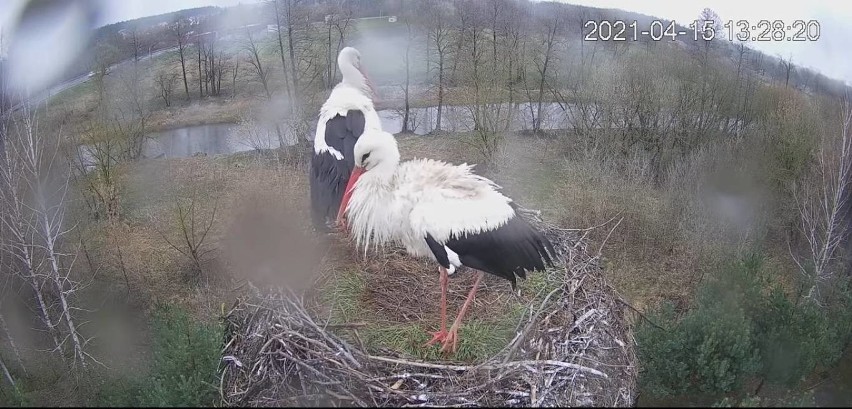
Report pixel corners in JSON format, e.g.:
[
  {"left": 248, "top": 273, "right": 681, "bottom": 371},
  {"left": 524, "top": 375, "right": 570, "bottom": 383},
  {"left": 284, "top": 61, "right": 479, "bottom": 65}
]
[
  {"left": 283, "top": 0, "right": 302, "bottom": 100},
  {"left": 113, "top": 64, "right": 151, "bottom": 161},
  {"left": 780, "top": 54, "right": 795, "bottom": 89},
  {"left": 171, "top": 19, "right": 191, "bottom": 99},
  {"left": 732, "top": 41, "right": 750, "bottom": 134},
  {"left": 202, "top": 34, "right": 224, "bottom": 96},
  {"left": 196, "top": 34, "right": 204, "bottom": 98},
  {"left": 1, "top": 111, "right": 65, "bottom": 362},
  {"left": 531, "top": 13, "right": 559, "bottom": 133},
  {"left": 792, "top": 102, "right": 852, "bottom": 305},
  {"left": 128, "top": 27, "right": 144, "bottom": 64},
  {"left": 698, "top": 8, "right": 723, "bottom": 63},
  {"left": 400, "top": 11, "right": 416, "bottom": 133},
  {"left": 272, "top": 0, "right": 293, "bottom": 102},
  {"left": 232, "top": 58, "right": 240, "bottom": 98},
  {"left": 487, "top": 0, "right": 505, "bottom": 75},
  {"left": 326, "top": 3, "right": 354, "bottom": 88},
  {"left": 242, "top": 27, "right": 272, "bottom": 100},
  {"left": 156, "top": 68, "right": 180, "bottom": 107},
  {"left": 152, "top": 192, "right": 218, "bottom": 280},
  {"left": 425, "top": 0, "right": 453, "bottom": 133},
  {"left": 0, "top": 104, "right": 89, "bottom": 368},
  {"left": 504, "top": 1, "right": 527, "bottom": 108}
]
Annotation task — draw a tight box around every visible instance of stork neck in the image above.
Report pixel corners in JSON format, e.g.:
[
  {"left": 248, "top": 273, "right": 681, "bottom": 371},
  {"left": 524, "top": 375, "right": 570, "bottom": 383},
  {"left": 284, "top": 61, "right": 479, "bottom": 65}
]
[{"left": 340, "top": 63, "right": 367, "bottom": 90}]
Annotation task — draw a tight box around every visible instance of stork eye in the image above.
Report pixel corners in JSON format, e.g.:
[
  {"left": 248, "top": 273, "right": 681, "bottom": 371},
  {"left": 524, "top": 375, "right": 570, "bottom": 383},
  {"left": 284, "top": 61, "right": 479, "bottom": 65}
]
[{"left": 361, "top": 152, "right": 371, "bottom": 163}]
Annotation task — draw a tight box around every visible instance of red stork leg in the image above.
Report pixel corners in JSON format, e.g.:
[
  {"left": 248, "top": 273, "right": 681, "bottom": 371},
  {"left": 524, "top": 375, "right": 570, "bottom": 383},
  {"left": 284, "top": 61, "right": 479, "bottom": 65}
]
[
  {"left": 441, "top": 270, "right": 484, "bottom": 353},
  {"left": 425, "top": 266, "right": 449, "bottom": 346}
]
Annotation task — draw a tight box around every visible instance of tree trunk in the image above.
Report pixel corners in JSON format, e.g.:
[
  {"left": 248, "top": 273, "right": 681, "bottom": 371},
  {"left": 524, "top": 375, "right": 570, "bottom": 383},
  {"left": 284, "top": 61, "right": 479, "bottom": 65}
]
[
  {"left": 436, "top": 54, "right": 444, "bottom": 132},
  {"left": 0, "top": 311, "right": 25, "bottom": 373},
  {"left": 40, "top": 203, "right": 86, "bottom": 368},
  {"left": 286, "top": 0, "right": 299, "bottom": 100},
  {"left": 178, "top": 38, "right": 189, "bottom": 99},
  {"left": 273, "top": 0, "right": 293, "bottom": 103},
  {"left": 0, "top": 356, "right": 15, "bottom": 391},
  {"left": 197, "top": 41, "right": 203, "bottom": 98},
  {"left": 402, "top": 22, "right": 412, "bottom": 133}
]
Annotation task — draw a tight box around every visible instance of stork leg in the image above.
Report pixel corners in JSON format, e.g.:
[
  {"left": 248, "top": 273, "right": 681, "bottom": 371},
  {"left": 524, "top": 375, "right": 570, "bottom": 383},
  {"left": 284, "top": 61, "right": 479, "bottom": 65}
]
[
  {"left": 441, "top": 270, "right": 484, "bottom": 353},
  {"left": 425, "top": 266, "right": 450, "bottom": 346}
]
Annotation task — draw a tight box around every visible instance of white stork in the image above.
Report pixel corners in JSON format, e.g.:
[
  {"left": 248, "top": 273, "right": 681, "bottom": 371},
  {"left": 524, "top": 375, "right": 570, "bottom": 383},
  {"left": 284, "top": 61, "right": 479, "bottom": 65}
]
[
  {"left": 335, "top": 129, "right": 555, "bottom": 353},
  {"left": 310, "top": 46, "right": 381, "bottom": 232}
]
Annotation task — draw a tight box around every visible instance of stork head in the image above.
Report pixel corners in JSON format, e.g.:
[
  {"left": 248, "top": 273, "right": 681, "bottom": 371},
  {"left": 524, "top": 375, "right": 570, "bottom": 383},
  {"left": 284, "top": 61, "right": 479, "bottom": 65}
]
[
  {"left": 353, "top": 129, "right": 400, "bottom": 172},
  {"left": 338, "top": 47, "right": 379, "bottom": 101},
  {"left": 336, "top": 129, "right": 399, "bottom": 225}
]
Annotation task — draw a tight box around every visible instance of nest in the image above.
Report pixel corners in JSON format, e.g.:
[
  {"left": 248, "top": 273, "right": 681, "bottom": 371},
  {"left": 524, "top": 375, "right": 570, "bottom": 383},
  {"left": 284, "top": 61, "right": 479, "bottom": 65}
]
[{"left": 219, "top": 208, "right": 637, "bottom": 407}]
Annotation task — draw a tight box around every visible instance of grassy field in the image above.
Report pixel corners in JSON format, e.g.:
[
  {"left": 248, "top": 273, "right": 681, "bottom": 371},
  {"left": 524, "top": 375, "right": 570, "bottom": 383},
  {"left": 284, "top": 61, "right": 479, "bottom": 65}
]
[
  {"left": 9, "top": 9, "right": 843, "bottom": 405},
  {"left": 68, "top": 128, "right": 737, "bottom": 371}
]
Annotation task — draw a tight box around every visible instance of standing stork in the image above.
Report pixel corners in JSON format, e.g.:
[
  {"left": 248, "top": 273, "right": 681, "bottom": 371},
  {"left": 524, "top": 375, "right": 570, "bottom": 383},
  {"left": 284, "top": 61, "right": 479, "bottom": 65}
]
[
  {"left": 310, "top": 46, "right": 381, "bottom": 232},
  {"left": 336, "top": 129, "right": 555, "bottom": 353}
]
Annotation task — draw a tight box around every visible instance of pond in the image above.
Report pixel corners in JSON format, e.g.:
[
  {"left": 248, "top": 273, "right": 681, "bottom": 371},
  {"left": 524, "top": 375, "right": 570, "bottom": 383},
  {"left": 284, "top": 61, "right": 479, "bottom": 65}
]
[
  {"left": 145, "top": 123, "right": 244, "bottom": 158},
  {"left": 78, "top": 103, "right": 578, "bottom": 164}
]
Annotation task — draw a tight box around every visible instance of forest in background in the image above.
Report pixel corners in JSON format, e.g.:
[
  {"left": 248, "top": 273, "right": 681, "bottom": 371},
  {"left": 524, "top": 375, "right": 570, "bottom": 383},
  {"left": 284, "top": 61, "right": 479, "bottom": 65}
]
[{"left": 1, "top": 0, "right": 851, "bottom": 406}]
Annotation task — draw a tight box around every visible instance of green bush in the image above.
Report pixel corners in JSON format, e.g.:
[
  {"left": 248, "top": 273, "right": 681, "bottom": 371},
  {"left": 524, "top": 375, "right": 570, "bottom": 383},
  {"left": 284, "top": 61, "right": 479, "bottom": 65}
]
[
  {"left": 637, "top": 253, "right": 852, "bottom": 398},
  {"left": 0, "top": 377, "right": 29, "bottom": 407},
  {"left": 97, "top": 303, "right": 222, "bottom": 407}
]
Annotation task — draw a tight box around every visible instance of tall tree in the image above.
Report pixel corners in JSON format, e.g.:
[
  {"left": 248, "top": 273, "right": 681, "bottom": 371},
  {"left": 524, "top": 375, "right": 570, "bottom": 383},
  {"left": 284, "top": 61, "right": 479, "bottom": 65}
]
[
  {"left": 425, "top": 0, "right": 452, "bottom": 133},
  {"left": 171, "top": 19, "right": 191, "bottom": 99},
  {"left": 780, "top": 54, "right": 795, "bottom": 89},
  {"left": 284, "top": 0, "right": 301, "bottom": 100},
  {"left": 196, "top": 34, "right": 204, "bottom": 98},
  {"left": 272, "top": 0, "right": 293, "bottom": 102},
  {"left": 242, "top": 27, "right": 272, "bottom": 100},
  {"left": 400, "top": 7, "right": 416, "bottom": 133},
  {"left": 532, "top": 13, "right": 559, "bottom": 133}
]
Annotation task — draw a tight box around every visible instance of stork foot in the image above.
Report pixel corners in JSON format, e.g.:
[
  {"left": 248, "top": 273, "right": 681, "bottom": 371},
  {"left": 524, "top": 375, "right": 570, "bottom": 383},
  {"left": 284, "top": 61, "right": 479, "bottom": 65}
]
[
  {"left": 424, "top": 329, "right": 448, "bottom": 347},
  {"left": 440, "top": 326, "right": 460, "bottom": 353}
]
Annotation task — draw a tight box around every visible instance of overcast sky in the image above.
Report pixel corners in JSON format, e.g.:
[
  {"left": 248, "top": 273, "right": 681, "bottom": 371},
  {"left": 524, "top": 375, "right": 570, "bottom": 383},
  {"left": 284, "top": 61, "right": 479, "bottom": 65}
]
[
  {"left": 565, "top": 0, "right": 852, "bottom": 84},
  {"left": 100, "top": 0, "right": 852, "bottom": 84},
  {"left": 97, "top": 0, "right": 255, "bottom": 25},
  {"left": 1, "top": 0, "right": 849, "bottom": 85}
]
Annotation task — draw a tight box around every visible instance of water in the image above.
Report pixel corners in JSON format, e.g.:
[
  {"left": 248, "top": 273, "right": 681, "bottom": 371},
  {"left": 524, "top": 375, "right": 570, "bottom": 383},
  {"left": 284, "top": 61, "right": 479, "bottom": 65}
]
[
  {"left": 144, "top": 123, "right": 242, "bottom": 158},
  {"left": 77, "top": 102, "right": 576, "bottom": 166},
  {"left": 377, "top": 102, "right": 573, "bottom": 135}
]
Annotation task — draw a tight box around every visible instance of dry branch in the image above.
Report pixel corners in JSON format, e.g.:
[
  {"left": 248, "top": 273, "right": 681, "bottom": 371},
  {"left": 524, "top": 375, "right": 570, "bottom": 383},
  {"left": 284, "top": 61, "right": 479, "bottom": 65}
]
[{"left": 220, "top": 207, "right": 637, "bottom": 407}]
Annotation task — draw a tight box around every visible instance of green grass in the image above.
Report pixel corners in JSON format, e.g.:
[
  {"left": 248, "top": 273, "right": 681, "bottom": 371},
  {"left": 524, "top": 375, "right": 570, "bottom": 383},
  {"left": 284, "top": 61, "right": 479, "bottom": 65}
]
[
  {"left": 320, "top": 262, "right": 561, "bottom": 363},
  {"left": 322, "top": 268, "right": 368, "bottom": 325},
  {"left": 0, "top": 377, "right": 29, "bottom": 407},
  {"left": 361, "top": 317, "right": 521, "bottom": 363},
  {"left": 95, "top": 303, "right": 222, "bottom": 407}
]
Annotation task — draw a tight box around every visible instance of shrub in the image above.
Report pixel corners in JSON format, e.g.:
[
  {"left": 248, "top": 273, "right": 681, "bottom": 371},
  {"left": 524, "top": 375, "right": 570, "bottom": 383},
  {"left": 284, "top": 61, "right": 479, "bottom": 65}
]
[
  {"left": 637, "top": 253, "right": 852, "bottom": 398},
  {"left": 97, "top": 303, "right": 222, "bottom": 407}
]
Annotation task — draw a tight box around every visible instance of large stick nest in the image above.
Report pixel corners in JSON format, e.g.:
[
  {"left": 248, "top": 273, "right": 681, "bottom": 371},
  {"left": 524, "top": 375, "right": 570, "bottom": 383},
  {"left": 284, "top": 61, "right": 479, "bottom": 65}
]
[{"left": 219, "top": 208, "right": 637, "bottom": 407}]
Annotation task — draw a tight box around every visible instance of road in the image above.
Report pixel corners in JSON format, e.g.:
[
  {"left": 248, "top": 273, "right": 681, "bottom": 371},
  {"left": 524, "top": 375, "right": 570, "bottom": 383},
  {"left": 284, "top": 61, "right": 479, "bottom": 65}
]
[{"left": 5, "top": 45, "right": 179, "bottom": 115}]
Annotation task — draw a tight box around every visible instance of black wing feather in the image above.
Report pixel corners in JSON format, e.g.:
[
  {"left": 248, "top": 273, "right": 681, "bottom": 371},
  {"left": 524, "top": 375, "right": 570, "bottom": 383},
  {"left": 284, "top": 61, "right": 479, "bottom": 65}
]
[
  {"left": 444, "top": 215, "right": 554, "bottom": 289},
  {"left": 425, "top": 233, "right": 451, "bottom": 269},
  {"left": 309, "top": 110, "right": 367, "bottom": 231}
]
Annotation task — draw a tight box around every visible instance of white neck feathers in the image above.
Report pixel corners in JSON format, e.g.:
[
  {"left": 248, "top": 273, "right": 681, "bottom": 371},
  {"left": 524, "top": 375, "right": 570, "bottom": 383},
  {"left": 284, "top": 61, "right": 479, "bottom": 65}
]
[{"left": 313, "top": 87, "right": 381, "bottom": 156}]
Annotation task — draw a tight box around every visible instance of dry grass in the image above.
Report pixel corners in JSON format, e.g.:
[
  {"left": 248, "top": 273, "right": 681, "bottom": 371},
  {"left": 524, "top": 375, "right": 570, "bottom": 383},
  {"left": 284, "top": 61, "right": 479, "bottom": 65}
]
[
  {"left": 312, "top": 234, "right": 537, "bottom": 363},
  {"left": 146, "top": 98, "right": 252, "bottom": 132},
  {"left": 398, "top": 132, "right": 700, "bottom": 310},
  {"left": 221, "top": 210, "right": 637, "bottom": 407}
]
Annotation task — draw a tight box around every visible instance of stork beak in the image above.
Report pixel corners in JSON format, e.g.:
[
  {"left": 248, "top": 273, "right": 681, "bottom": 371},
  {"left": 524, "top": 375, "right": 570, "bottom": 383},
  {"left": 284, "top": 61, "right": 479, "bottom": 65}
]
[
  {"left": 358, "top": 65, "right": 379, "bottom": 102},
  {"left": 336, "top": 166, "right": 365, "bottom": 228}
]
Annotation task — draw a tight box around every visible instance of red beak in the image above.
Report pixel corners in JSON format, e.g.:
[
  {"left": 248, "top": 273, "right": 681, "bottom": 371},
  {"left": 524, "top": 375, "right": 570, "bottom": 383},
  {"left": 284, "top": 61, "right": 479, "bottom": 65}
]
[
  {"left": 358, "top": 66, "right": 379, "bottom": 103},
  {"left": 336, "top": 166, "right": 365, "bottom": 228}
]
